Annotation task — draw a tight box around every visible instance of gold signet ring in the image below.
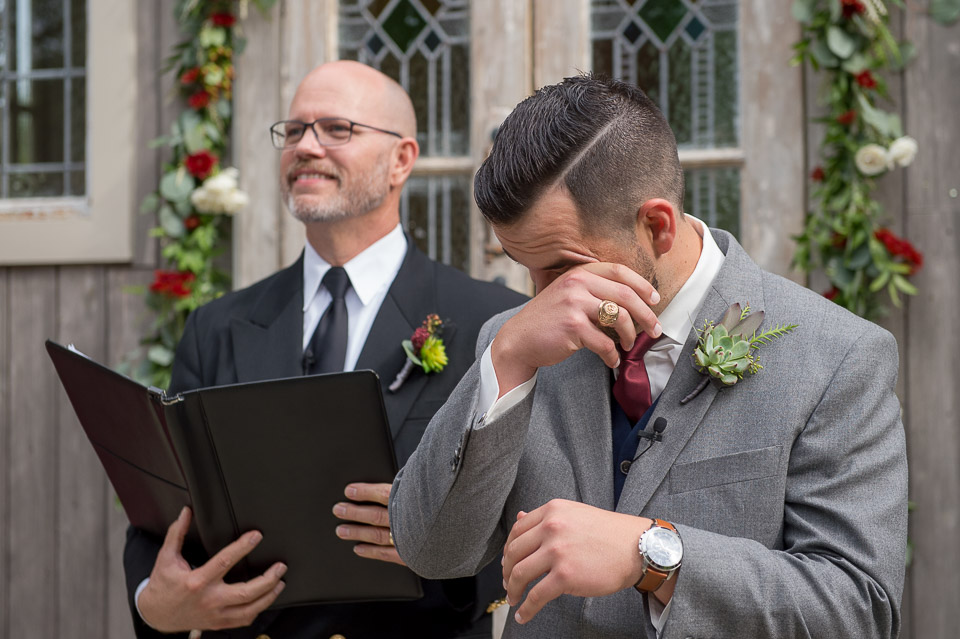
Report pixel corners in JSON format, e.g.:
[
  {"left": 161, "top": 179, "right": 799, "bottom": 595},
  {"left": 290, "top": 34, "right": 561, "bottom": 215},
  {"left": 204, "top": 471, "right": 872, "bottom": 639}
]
[
  {"left": 388, "top": 531, "right": 395, "bottom": 546},
  {"left": 598, "top": 300, "right": 620, "bottom": 327}
]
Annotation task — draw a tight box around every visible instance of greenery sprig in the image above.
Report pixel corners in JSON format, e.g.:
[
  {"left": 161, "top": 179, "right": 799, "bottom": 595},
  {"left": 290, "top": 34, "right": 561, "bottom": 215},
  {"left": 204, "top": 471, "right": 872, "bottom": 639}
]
[
  {"left": 790, "top": 0, "right": 923, "bottom": 320},
  {"left": 127, "top": 0, "right": 276, "bottom": 389}
]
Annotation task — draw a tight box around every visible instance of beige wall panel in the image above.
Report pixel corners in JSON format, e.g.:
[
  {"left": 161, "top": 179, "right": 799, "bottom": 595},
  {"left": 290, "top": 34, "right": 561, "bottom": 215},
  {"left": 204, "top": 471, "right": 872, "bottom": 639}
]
[
  {"left": 8, "top": 269, "right": 59, "bottom": 637},
  {"left": 0, "top": 269, "right": 8, "bottom": 637},
  {"left": 234, "top": 7, "right": 284, "bottom": 288},
  {"left": 902, "top": 8, "right": 960, "bottom": 638},
  {"left": 55, "top": 267, "right": 109, "bottom": 639},
  {"left": 739, "top": 0, "right": 805, "bottom": 280}
]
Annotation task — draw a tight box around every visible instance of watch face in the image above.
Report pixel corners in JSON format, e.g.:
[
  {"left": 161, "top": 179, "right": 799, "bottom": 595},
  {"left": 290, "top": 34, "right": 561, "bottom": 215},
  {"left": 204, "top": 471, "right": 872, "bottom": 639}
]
[{"left": 641, "top": 527, "right": 683, "bottom": 570}]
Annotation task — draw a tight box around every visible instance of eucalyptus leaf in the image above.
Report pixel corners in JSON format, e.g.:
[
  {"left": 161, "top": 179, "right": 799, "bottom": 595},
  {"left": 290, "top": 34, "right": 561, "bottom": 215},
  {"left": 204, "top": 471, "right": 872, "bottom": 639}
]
[
  {"left": 183, "top": 122, "right": 208, "bottom": 153},
  {"left": 217, "top": 99, "right": 232, "bottom": 120},
  {"left": 174, "top": 198, "right": 193, "bottom": 217},
  {"left": 847, "top": 243, "right": 872, "bottom": 270},
  {"left": 148, "top": 345, "right": 175, "bottom": 367},
  {"left": 158, "top": 204, "right": 186, "bottom": 238},
  {"left": 841, "top": 53, "right": 869, "bottom": 74},
  {"left": 810, "top": 38, "right": 840, "bottom": 68},
  {"left": 159, "top": 171, "right": 196, "bottom": 203},
  {"left": 792, "top": 0, "right": 815, "bottom": 23},
  {"left": 930, "top": 0, "right": 960, "bottom": 24},
  {"left": 828, "top": 0, "right": 842, "bottom": 21},
  {"left": 827, "top": 26, "right": 856, "bottom": 59},
  {"left": 140, "top": 192, "right": 160, "bottom": 215}
]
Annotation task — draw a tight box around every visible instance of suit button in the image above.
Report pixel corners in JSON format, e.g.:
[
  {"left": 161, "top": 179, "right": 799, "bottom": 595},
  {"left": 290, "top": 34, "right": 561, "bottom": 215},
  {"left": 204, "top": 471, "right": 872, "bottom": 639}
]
[
  {"left": 330, "top": 635, "right": 346, "bottom": 639},
  {"left": 620, "top": 459, "right": 632, "bottom": 474}
]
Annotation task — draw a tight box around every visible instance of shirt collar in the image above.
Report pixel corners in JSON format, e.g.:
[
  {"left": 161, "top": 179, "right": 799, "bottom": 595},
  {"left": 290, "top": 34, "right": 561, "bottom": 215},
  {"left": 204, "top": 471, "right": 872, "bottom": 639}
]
[
  {"left": 303, "top": 224, "right": 408, "bottom": 310},
  {"left": 655, "top": 215, "right": 725, "bottom": 346}
]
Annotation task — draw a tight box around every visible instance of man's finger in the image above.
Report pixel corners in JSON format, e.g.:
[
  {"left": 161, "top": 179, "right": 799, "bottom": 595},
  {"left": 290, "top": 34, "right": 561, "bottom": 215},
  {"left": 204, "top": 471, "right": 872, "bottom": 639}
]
[
  {"left": 196, "top": 529, "right": 264, "bottom": 582},
  {"left": 344, "top": 482, "right": 392, "bottom": 505},
  {"left": 219, "top": 579, "right": 286, "bottom": 629},
  {"left": 336, "top": 523, "right": 393, "bottom": 547},
  {"left": 333, "top": 502, "right": 390, "bottom": 527},
  {"left": 502, "top": 523, "right": 543, "bottom": 589},
  {"left": 580, "top": 262, "right": 660, "bottom": 307},
  {"left": 159, "top": 506, "right": 191, "bottom": 559},
  {"left": 353, "top": 543, "right": 406, "bottom": 565},
  {"left": 220, "top": 562, "right": 288, "bottom": 607},
  {"left": 513, "top": 572, "right": 565, "bottom": 625}
]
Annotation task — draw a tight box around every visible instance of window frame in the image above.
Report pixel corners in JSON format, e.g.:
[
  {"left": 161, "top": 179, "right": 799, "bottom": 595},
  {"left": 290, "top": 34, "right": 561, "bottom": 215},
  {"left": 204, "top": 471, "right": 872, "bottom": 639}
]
[{"left": 0, "top": 0, "right": 136, "bottom": 265}]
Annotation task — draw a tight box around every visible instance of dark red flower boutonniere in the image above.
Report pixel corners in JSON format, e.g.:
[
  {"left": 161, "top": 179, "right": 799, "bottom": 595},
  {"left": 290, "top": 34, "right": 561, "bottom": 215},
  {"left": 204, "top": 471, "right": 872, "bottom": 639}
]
[
  {"left": 680, "top": 303, "right": 798, "bottom": 404},
  {"left": 388, "top": 314, "right": 449, "bottom": 393}
]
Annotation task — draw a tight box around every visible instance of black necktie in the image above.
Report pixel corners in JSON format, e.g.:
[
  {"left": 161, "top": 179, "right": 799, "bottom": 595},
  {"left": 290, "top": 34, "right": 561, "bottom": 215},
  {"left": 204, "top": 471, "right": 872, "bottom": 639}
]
[{"left": 303, "top": 266, "right": 350, "bottom": 375}]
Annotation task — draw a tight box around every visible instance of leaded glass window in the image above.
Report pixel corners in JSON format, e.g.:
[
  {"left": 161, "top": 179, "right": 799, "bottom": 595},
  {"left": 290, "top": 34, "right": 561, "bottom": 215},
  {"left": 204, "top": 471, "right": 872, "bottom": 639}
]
[
  {"left": 591, "top": 0, "right": 740, "bottom": 235},
  {"left": 339, "top": 0, "right": 472, "bottom": 271},
  {"left": 0, "top": 0, "right": 86, "bottom": 199}
]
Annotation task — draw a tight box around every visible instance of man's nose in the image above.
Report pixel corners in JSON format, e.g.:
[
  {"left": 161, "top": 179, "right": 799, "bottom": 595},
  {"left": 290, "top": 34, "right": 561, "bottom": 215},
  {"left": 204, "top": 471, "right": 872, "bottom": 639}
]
[{"left": 293, "top": 125, "right": 328, "bottom": 158}]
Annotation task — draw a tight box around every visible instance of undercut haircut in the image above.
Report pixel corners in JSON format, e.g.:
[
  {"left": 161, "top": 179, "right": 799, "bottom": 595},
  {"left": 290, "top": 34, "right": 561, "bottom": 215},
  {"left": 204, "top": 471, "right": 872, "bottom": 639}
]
[{"left": 474, "top": 73, "right": 684, "bottom": 235}]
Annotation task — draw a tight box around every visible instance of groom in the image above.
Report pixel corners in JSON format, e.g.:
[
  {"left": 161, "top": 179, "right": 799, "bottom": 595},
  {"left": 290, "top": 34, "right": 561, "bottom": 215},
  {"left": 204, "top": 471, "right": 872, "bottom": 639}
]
[{"left": 389, "top": 73, "right": 907, "bottom": 638}]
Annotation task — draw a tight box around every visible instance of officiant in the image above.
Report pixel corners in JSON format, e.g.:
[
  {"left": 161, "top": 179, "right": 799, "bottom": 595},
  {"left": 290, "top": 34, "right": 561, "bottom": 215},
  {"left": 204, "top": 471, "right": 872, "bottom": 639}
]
[{"left": 123, "top": 60, "right": 525, "bottom": 639}]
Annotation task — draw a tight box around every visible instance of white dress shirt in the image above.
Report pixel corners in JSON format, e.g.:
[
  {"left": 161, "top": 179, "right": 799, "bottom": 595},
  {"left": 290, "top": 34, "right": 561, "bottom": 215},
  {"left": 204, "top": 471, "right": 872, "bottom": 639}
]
[
  {"left": 136, "top": 224, "right": 408, "bottom": 625},
  {"left": 475, "top": 215, "right": 724, "bottom": 635},
  {"left": 302, "top": 224, "right": 408, "bottom": 369}
]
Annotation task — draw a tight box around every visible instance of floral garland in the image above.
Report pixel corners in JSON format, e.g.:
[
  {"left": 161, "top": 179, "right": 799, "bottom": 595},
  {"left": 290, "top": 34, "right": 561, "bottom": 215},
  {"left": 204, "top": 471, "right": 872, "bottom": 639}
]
[
  {"left": 131, "top": 0, "right": 275, "bottom": 389},
  {"left": 791, "top": 0, "right": 923, "bottom": 320}
]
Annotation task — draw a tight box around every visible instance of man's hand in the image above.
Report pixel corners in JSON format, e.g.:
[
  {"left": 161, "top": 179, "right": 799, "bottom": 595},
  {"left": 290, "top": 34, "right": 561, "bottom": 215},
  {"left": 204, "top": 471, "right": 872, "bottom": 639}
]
[
  {"left": 492, "top": 263, "right": 661, "bottom": 396},
  {"left": 138, "top": 507, "right": 287, "bottom": 633},
  {"left": 333, "top": 482, "right": 406, "bottom": 565},
  {"left": 501, "top": 500, "right": 652, "bottom": 624}
]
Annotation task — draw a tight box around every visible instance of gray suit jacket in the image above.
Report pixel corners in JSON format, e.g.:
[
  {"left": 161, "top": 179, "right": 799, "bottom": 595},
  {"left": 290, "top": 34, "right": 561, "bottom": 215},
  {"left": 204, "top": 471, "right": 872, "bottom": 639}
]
[{"left": 390, "top": 230, "right": 908, "bottom": 639}]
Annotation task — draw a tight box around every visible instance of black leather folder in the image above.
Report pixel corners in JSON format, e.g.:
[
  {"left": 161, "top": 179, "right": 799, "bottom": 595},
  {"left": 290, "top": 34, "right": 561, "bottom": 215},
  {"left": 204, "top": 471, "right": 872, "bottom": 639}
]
[{"left": 45, "top": 339, "right": 423, "bottom": 608}]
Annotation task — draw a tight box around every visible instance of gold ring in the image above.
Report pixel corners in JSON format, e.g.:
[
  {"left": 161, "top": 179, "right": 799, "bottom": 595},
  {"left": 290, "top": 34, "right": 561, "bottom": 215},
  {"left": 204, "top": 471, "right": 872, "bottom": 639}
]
[
  {"left": 598, "top": 300, "right": 620, "bottom": 327},
  {"left": 388, "top": 531, "right": 395, "bottom": 546}
]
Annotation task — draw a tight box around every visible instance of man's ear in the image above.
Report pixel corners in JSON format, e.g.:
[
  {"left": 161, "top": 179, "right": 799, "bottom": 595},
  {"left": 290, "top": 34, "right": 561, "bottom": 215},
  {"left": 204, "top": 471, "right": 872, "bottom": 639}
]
[
  {"left": 636, "top": 199, "right": 679, "bottom": 257},
  {"left": 390, "top": 138, "right": 420, "bottom": 187}
]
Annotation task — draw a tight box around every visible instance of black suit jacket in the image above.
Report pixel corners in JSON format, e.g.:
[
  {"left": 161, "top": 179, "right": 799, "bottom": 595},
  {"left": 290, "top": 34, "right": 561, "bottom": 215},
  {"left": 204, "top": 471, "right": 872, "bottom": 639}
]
[{"left": 124, "top": 243, "right": 527, "bottom": 639}]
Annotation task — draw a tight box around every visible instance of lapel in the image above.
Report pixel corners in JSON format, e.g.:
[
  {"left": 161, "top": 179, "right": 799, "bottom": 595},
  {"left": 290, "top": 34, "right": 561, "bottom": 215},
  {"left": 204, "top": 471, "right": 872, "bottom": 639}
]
[
  {"left": 355, "top": 240, "right": 456, "bottom": 438},
  {"left": 230, "top": 256, "right": 305, "bottom": 383},
  {"left": 615, "top": 230, "right": 767, "bottom": 515},
  {"left": 554, "top": 349, "right": 618, "bottom": 511}
]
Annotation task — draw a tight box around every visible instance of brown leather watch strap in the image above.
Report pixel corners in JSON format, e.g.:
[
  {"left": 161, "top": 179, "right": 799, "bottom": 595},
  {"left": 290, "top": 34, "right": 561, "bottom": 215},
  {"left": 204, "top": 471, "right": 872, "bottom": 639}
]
[{"left": 634, "top": 519, "right": 679, "bottom": 593}]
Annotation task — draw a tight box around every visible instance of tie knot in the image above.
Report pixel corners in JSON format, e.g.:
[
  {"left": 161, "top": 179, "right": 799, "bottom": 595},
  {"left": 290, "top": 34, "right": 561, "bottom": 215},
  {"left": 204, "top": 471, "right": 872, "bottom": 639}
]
[
  {"left": 621, "top": 332, "right": 657, "bottom": 362},
  {"left": 322, "top": 266, "right": 350, "bottom": 300}
]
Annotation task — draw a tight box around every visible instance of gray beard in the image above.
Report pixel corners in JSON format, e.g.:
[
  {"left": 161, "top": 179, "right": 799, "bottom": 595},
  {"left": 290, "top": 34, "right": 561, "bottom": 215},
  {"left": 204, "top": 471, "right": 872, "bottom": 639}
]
[{"left": 283, "top": 155, "right": 391, "bottom": 223}]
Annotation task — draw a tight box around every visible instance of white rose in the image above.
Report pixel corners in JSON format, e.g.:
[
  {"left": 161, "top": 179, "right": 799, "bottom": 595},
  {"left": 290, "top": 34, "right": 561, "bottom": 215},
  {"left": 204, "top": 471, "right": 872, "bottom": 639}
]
[
  {"left": 855, "top": 144, "right": 889, "bottom": 176},
  {"left": 222, "top": 190, "right": 249, "bottom": 215},
  {"left": 888, "top": 136, "right": 918, "bottom": 168}
]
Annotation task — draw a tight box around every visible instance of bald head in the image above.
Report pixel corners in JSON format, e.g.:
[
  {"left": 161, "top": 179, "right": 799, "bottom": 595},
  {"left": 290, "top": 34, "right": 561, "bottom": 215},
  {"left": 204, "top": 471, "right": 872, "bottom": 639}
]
[{"left": 292, "top": 60, "right": 416, "bottom": 138}]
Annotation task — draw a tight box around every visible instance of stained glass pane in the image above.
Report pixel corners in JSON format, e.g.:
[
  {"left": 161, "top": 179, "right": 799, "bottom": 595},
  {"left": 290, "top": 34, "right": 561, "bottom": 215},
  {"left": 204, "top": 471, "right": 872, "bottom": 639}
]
[
  {"left": 590, "top": 0, "right": 739, "bottom": 150},
  {"left": 684, "top": 167, "right": 740, "bottom": 237},
  {"left": 402, "top": 174, "right": 471, "bottom": 272},
  {"left": 339, "top": 0, "right": 470, "bottom": 157}
]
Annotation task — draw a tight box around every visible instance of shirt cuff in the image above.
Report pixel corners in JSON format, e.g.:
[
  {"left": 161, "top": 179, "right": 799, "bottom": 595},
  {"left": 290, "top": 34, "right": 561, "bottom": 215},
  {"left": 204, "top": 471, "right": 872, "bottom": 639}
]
[
  {"left": 478, "top": 340, "right": 537, "bottom": 424},
  {"left": 134, "top": 577, "right": 156, "bottom": 628},
  {"left": 649, "top": 592, "right": 672, "bottom": 637}
]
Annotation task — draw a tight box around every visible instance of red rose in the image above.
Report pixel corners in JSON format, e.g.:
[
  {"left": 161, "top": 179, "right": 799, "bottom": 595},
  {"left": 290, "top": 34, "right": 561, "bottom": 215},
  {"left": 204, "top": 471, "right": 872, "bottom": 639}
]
[
  {"left": 875, "top": 228, "right": 924, "bottom": 274},
  {"left": 810, "top": 166, "right": 825, "bottom": 182},
  {"left": 836, "top": 109, "right": 857, "bottom": 125},
  {"left": 188, "top": 90, "right": 211, "bottom": 110},
  {"left": 184, "top": 215, "right": 202, "bottom": 231},
  {"left": 180, "top": 67, "right": 201, "bottom": 86},
  {"left": 210, "top": 12, "right": 236, "bottom": 27},
  {"left": 184, "top": 150, "right": 218, "bottom": 180},
  {"left": 855, "top": 70, "right": 877, "bottom": 89},
  {"left": 150, "top": 270, "right": 195, "bottom": 299},
  {"left": 830, "top": 232, "right": 847, "bottom": 249},
  {"left": 842, "top": 0, "right": 865, "bottom": 18},
  {"left": 824, "top": 287, "right": 840, "bottom": 301}
]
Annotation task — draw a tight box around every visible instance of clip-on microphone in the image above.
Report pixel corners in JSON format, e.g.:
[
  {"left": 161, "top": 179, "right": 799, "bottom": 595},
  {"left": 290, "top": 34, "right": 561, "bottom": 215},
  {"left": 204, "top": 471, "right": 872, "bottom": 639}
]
[{"left": 636, "top": 416, "right": 667, "bottom": 443}]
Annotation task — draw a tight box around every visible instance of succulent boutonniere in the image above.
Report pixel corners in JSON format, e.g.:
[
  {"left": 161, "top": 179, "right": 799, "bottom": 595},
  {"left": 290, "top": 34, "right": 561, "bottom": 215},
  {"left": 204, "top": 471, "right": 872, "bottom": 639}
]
[
  {"left": 388, "top": 314, "right": 449, "bottom": 392},
  {"left": 680, "top": 303, "right": 798, "bottom": 404}
]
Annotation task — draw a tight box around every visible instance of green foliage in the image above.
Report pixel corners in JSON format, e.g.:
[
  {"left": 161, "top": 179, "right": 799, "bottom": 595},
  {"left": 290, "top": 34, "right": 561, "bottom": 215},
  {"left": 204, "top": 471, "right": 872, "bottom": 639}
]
[
  {"left": 128, "top": 0, "right": 276, "bottom": 388},
  {"left": 791, "top": 1, "right": 922, "bottom": 321}
]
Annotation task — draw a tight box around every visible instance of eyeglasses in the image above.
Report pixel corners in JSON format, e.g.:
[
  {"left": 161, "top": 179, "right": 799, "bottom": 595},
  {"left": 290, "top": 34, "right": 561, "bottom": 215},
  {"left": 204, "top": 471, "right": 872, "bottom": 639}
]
[{"left": 269, "top": 118, "right": 402, "bottom": 149}]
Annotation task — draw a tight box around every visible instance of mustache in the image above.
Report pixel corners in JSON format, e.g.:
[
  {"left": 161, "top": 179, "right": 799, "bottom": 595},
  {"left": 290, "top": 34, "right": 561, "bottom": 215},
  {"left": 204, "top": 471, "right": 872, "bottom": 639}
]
[{"left": 286, "top": 161, "right": 341, "bottom": 182}]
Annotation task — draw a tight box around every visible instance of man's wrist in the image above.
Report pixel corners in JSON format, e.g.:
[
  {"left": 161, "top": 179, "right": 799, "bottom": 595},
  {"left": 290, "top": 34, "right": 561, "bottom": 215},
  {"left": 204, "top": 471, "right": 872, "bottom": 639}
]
[{"left": 490, "top": 332, "right": 536, "bottom": 398}]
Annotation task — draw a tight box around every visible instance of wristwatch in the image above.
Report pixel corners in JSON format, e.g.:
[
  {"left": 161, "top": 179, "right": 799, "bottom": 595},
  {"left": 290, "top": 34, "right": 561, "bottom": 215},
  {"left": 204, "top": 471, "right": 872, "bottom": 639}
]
[{"left": 634, "top": 519, "right": 683, "bottom": 593}]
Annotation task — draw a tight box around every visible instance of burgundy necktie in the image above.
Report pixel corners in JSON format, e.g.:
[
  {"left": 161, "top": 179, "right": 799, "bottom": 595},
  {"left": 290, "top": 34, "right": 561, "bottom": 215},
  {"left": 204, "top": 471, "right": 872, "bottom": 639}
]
[{"left": 612, "top": 332, "right": 658, "bottom": 424}]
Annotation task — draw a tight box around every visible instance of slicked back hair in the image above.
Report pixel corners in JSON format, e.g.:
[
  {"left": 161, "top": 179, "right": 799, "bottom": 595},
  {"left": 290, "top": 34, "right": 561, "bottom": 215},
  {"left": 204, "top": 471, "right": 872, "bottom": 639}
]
[{"left": 474, "top": 74, "right": 684, "bottom": 236}]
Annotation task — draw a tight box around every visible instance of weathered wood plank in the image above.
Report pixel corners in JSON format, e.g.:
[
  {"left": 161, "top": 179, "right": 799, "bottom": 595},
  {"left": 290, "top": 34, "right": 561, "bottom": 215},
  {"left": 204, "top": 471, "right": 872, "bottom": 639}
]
[
  {"left": 104, "top": 266, "right": 155, "bottom": 639},
  {"left": 1, "top": 268, "right": 9, "bottom": 638},
  {"left": 8, "top": 268, "right": 59, "bottom": 638},
  {"left": 739, "top": 0, "right": 805, "bottom": 281},
  {"left": 55, "top": 267, "right": 109, "bottom": 639},
  {"left": 532, "top": 0, "right": 589, "bottom": 89},
  {"left": 233, "top": 5, "right": 283, "bottom": 289},
  {"left": 902, "top": 7, "right": 960, "bottom": 638}
]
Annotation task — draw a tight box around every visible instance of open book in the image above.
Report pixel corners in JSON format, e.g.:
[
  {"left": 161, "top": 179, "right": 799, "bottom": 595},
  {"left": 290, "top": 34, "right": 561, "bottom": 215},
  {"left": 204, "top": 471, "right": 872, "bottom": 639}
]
[{"left": 45, "top": 339, "right": 422, "bottom": 608}]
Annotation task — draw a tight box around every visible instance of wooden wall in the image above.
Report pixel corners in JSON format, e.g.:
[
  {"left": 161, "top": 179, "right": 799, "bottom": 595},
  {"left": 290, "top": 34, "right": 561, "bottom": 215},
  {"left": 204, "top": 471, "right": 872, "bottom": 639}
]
[
  {"left": 0, "top": 2, "right": 179, "bottom": 637},
  {"left": 0, "top": 2, "right": 957, "bottom": 638}
]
